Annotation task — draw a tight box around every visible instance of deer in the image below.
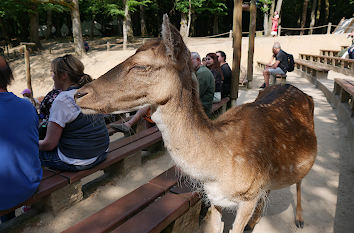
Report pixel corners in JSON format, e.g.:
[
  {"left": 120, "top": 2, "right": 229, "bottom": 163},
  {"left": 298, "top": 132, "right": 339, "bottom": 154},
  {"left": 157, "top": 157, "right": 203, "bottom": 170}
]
[{"left": 74, "top": 15, "right": 317, "bottom": 233}]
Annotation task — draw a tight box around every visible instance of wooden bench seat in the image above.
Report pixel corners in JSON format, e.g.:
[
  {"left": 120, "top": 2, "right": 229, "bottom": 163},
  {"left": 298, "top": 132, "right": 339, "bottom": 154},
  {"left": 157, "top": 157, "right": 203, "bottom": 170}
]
[
  {"left": 298, "top": 53, "right": 354, "bottom": 76},
  {"left": 294, "top": 59, "right": 329, "bottom": 79},
  {"left": 212, "top": 97, "right": 230, "bottom": 114},
  {"left": 334, "top": 78, "right": 354, "bottom": 116},
  {"left": 64, "top": 166, "right": 201, "bottom": 233},
  {"left": 0, "top": 168, "right": 68, "bottom": 216}
]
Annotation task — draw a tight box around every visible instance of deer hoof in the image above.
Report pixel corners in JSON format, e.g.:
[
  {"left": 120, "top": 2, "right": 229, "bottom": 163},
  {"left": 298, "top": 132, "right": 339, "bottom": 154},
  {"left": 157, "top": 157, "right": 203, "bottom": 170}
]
[{"left": 295, "top": 220, "right": 304, "bottom": 228}]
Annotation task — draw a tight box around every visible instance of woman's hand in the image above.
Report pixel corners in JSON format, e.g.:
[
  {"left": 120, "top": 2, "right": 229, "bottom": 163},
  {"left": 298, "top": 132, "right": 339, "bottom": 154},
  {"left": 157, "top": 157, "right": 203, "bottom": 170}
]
[{"left": 39, "top": 122, "right": 63, "bottom": 151}]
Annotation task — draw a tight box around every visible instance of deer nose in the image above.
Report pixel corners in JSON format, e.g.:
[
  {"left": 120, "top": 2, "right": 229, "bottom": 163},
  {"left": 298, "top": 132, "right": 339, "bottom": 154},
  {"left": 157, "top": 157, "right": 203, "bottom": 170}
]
[{"left": 74, "top": 91, "right": 88, "bottom": 99}]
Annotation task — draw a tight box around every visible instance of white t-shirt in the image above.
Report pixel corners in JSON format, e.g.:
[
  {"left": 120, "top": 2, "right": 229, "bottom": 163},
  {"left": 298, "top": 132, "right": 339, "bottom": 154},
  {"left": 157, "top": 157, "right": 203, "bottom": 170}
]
[{"left": 49, "top": 89, "right": 98, "bottom": 165}]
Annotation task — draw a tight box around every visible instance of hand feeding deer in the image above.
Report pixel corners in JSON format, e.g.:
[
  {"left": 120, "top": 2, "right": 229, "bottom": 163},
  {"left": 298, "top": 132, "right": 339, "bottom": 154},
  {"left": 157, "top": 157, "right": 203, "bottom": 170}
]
[{"left": 75, "top": 15, "right": 317, "bottom": 233}]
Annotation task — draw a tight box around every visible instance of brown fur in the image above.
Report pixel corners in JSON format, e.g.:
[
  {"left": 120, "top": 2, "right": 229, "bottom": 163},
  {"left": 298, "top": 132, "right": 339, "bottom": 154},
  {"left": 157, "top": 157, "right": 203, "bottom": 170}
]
[{"left": 75, "top": 15, "right": 317, "bottom": 233}]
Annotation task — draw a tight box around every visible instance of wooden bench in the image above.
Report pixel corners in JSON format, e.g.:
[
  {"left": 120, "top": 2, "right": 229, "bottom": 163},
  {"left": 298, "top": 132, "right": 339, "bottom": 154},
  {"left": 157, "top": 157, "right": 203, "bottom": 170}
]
[
  {"left": 299, "top": 53, "right": 354, "bottom": 76},
  {"left": 333, "top": 78, "right": 354, "bottom": 117},
  {"left": 320, "top": 49, "right": 339, "bottom": 57},
  {"left": 256, "top": 61, "right": 287, "bottom": 85},
  {"left": 0, "top": 125, "right": 162, "bottom": 218},
  {"left": 63, "top": 166, "right": 201, "bottom": 233},
  {"left": 294, "top": 59, "right": 330, "bottom": 80}
]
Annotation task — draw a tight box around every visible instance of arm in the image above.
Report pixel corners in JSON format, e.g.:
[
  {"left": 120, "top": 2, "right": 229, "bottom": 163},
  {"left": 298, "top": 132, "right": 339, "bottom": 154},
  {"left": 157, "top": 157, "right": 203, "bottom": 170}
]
[
  {"left": 270, "top": 60, "right": 280, "bottom": 69},
  {"left": 266, "top": 56, "right": 275, "bottom": 67},
  {"left": 39, "top": 121, "right": 63, "bottom": 151}
]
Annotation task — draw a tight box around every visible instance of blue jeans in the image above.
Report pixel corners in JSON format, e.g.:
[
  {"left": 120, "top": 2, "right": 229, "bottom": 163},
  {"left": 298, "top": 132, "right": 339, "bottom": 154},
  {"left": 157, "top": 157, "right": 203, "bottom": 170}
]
[{"left": 39, "top": 149, "right": 107, "bottom": 172}]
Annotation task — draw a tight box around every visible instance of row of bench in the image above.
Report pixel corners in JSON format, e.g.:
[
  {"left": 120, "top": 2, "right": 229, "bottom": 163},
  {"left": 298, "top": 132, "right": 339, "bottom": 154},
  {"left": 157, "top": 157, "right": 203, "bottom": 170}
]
[
  {"left": 1, "top": 97, "right": 230, "bottom": 232},
  {"left": 299, "top": 53, "right": 354, "bottom": 76}
]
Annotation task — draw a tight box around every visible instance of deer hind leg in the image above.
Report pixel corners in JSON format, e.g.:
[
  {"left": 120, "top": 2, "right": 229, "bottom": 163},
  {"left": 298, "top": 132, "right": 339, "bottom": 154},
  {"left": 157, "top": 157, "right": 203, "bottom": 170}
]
[
  {"left": 230, "top": 198, "right": 258, "bottom": 233},
  {"left": 202, "top": 204, "right": 224, "bottom": 233},
  {"left": 295, "top": 181, "right": 304, "bottom": 228},
  {"left": 245, "top": 190, "right": 270, "bottom": 231}
]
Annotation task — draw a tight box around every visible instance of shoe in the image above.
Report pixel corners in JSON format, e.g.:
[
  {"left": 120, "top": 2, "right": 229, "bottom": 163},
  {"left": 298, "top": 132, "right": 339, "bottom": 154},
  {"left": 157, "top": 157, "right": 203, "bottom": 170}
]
[
  {"left": 259, "top": 83, "right": 266, "bottom": 89},
  {"left": 111, "top": 123, "right": 132, "bottom": 133}
]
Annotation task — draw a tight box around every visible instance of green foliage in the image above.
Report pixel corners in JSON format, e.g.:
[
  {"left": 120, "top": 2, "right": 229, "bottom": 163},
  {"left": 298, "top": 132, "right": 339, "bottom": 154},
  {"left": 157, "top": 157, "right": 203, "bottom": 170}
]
[
  {"left": 196, "top": 0, "right": 227, "bottom": 15},
  {"left": 257, "top": 0, "right": 272, "bottom": 13},
  {"left": 175, "top": 0, "right": 205, "bottom": 14}
]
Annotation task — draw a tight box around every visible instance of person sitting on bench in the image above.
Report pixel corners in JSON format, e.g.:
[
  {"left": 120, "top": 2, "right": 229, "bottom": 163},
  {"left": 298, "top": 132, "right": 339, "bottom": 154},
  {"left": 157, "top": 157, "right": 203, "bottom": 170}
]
[
  {"left": 39, "top": 55, "right": 109, "bottom": 171},
  {"left": 260, "top": 42, "right": 288, "bottom": 88},
  {"left": 0, "top": 56, "right": 42, "bottom": 222}
]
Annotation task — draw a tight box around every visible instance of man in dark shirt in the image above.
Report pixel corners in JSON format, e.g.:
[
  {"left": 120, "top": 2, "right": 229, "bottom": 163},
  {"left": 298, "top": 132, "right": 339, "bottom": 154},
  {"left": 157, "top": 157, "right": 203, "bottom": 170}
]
[
  {"left": 260, "top": 42, "right": 288, "bottom": 88},
  {"left": 216, "top": 51, "right": 232, "bottom": 98}
]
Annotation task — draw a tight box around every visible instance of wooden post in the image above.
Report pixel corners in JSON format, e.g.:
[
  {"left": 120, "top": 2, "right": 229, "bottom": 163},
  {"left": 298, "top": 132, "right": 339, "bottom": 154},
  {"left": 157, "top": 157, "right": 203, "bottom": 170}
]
[
  {"left": 21, "top": 42, "right": 35, "bottom": 98},
  {"left": 106, "top": 42, "right": 110, "bottom": 51},
  {"left": 246, "top": 0, "right": 256, "bottom": 86},
  {"left": 231, "top": 0, "right": 242, "bottom": 106},
  {"left": 229, "top": 30, "right": 232, "bottom": 38},
  {"left": 327, "top": 22, "right": 332, "bottom": 34},
  {"left": 278, "top": 25, "right": 281, "bottom": 36}
]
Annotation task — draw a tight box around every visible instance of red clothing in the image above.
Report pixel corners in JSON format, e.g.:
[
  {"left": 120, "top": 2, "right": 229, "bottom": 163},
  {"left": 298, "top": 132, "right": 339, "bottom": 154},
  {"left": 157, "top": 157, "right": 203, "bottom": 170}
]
[{"left": 272, "top": 15, "right": 279, "bottom": 32}]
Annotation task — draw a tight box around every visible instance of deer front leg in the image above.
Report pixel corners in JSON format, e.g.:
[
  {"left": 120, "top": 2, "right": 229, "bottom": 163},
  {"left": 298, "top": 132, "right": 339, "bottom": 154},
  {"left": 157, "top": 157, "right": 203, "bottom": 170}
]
[
  {"left": 202, "top": 204, "right": 224, "bottom": 233},
  {"left": 230, "top": 198, "right": 258, "bottom": 233},
  {"left": 245, "top": 190, "right": 270, "bottom": 230},
  {"left": 295, "top": 181, "right": 304, "bottom": 228}
]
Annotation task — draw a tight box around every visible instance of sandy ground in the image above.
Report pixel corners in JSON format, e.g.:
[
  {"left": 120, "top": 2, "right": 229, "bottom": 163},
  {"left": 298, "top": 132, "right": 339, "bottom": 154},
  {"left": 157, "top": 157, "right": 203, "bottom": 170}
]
[{"left": 2, "top": 34, "right": 354, "bottom": 233}]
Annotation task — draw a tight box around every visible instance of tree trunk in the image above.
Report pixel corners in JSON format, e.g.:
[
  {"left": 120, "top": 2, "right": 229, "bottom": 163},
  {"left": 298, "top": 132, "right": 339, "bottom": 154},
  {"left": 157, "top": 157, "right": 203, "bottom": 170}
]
[
  {"left": 0, "top": 17, "right": 9, "bottom": 44},
  {"left": 267, "top": 0, "right": 276, "bottom": 35},
  {"left": 123, "top": 0, "right": 134, "bottom": 49},
  {"left": 140, "top": 5, "right": 147, "bottom": 36},
  {"left": 315, "top": 0, "right": 321, "bottom": 25},
  {"left": 309, "top": 0, "right": 317, "bottom": 34},
  {"left": 180, "top": 12, "right": 188, "bottom": 38},
  {"left": 213, "top": 15, "right": 219, "bottom": 35},
  {"left": 45, "top": 9, "right": 52, "bottom": 39},
  {"left": 263, "top": 4, "right": 269, "bottom": 36},
  {"left": 300, "top": 0, "right": 309, "bottom": 35},
  {"left": 186, "top": 0, "right": 192, "bottom": 37},
  {"left": 89, "top": 16, "right": 95, "bottom": 40},
  {"left": 324, "top": 0, "right": 329, "bottom": 24},
  {"left": 275, "top": 0, "right": 284, "bottom": 24},
  {"left": 70, "top": 0, "right": 85, "bottom": 56},
  {"left": 29, "top": 4, "right": 41, "bottom": 48}
]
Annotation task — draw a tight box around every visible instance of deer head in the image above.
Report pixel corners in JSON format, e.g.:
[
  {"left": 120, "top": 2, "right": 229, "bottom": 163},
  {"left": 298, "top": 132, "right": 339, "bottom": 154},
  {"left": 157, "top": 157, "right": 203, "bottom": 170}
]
[{"left": 75, "top": 14, "right": 195, "bottom": 114}]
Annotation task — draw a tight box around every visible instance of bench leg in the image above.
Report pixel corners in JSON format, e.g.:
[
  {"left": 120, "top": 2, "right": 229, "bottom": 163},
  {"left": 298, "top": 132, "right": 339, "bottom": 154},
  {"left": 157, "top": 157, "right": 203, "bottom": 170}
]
[
  {"left": 104, "top": 151, "right": 142, "bottom": 178},
  {"left": 167, "top": 200, "right": 202, "bottom": 233},
  {"left": 340, "top": 89, "right": 350, "bottom": 103},
  {"left": 34, "top": 181, "right": 83, "bottom": 213}
]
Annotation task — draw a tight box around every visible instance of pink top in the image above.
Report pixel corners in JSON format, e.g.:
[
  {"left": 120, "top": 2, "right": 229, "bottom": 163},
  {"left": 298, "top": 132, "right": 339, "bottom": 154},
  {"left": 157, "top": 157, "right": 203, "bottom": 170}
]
[{"left": 272, "top": 15, "right": 279, "bottom": 31}]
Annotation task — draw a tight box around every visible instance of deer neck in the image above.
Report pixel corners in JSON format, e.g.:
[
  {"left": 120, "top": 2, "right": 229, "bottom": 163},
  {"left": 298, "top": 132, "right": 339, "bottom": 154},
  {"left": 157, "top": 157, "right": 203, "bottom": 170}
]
[{"left": 151, "top": 88, "right": 218, "bottom": 181}]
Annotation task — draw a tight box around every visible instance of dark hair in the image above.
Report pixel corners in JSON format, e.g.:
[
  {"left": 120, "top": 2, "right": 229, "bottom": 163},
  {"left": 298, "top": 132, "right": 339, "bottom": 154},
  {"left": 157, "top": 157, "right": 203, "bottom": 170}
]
[
  {"left": 216, "top": 51, "right": 226, "bottom": 62},
  {"left": 0, "top": 56, "right": 14, "bottom": 89},
  {"left": 51, "top": 54, "right": 92, "bottom": 88},
  {"left": 206, "top": 52, "right": 224, "bottom": 80}
]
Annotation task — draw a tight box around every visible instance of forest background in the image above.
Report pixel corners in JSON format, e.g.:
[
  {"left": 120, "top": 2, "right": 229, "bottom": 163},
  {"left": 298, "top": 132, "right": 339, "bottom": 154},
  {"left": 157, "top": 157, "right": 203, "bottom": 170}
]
[{"left": 0, "top": 0, "right": 353, "bottom": 57}]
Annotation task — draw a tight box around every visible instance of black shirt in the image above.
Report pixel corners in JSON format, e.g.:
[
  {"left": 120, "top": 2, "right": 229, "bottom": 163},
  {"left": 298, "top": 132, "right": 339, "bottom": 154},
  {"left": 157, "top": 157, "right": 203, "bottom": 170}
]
[
  {"left": 275, "top": 50, "right": 288, "bottom": 72},
  {"left": 221, "top": 63, "right": 232, "bottom": 98}
]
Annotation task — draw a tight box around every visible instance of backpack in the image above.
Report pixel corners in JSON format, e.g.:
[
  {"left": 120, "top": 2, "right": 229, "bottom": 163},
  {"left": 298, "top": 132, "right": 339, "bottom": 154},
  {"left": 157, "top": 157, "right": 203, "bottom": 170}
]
[{"left": 284, "top": 51, "right": 295, "bottom": 72}]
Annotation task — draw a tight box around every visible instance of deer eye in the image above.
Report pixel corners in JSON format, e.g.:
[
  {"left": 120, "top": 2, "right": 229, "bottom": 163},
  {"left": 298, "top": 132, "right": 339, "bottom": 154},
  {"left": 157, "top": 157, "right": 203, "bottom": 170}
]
[{"left": 131, "top": 65, "right": 149, "bottom": 72}]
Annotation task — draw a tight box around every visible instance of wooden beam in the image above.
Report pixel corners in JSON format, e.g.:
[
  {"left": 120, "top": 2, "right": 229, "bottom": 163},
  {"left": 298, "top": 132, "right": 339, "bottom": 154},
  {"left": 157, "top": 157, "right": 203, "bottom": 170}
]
[
  {"left": 247, "top": 0, "right": 256, "bottom": 86},
  {"left": 231, "top": 0, "right": 243, "bottom": 105}
]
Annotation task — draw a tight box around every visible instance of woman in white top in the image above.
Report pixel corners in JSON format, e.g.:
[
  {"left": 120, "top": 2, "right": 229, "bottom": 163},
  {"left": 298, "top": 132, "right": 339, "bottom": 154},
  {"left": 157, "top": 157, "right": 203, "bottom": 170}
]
[{"left": 39, "top": 55, "right": 109, "bottom": 171}]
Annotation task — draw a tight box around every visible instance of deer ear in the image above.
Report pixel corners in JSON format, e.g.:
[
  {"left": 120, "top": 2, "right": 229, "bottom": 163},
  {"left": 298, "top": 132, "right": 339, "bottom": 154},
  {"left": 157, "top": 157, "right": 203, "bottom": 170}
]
[{"left": 161, "top": 14, "right": 186, "bottom": 63}]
